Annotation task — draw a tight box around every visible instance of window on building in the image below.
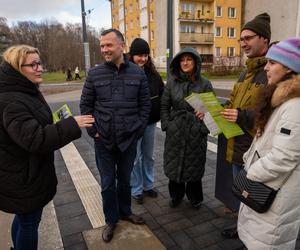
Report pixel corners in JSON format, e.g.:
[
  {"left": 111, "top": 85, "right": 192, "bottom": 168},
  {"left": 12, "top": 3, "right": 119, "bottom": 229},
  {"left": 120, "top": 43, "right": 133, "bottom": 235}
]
[
  {"left": 215, "top": 27, "right": 222, "bottom": 37},
  {"left": 227, "top": 27, "right": 236, "bottom": 38},
  {"left": 130, "top": 20, "right": 133, "bottom": 29},
  {"left": 181, "top": 2, "right": 195, "bottom": 14},
  {"left": 129, "top": 4, "right": 132, "bottom": 13},
  {"left": 151, "top": 30, "right": 154, "bottom": 40},
  {"left": 227, "top": 47, "right": 235, "bottom": 57},
  {"left": 180, "top": 24, "right": 195, "bottom": 33},
  {"left": 215, "top": 47, "right": 221, "bottom": 57},
  {"left": 150, "top": 11, "right": 154, "bottom": 21},
  {"left": 136, "top": 17, "right": 140, "bottom": 26},
  {"left": 201, "top": 4, "right": 204, "bottom": 14},
  {"left": 228, "top": 7, "right": 236, "bottom": 18},
  {"left": 216, "top": 6, "right": 222, "bottom": 17},
  {"left": 201, "top": 26, "right": 204, "bottom": 34},
  {"left": 152, "top": 49, "right": 155, "bottom": 58}
]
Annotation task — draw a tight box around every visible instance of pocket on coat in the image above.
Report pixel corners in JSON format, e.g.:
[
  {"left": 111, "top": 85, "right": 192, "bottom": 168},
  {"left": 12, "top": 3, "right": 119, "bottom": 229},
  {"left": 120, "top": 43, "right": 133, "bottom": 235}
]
[
  {"left": 95, "top": 81, "right": 112, "bottom": 100},
  {"left": 124, "top": 80, "right": 140, "bottom": 99},
  {"left": 94, "top": 111, "right": 112, "bottom": 136}
]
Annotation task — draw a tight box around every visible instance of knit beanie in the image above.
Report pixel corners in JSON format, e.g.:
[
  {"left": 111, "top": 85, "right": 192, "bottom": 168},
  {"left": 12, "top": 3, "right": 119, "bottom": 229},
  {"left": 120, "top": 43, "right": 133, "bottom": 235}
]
[
  {"left": 129, "top": 38, "right": 150, "bottom": 55},
  {"left": 266, "top": 37, "right": 300, "bottom": 73},
  {"left": 242, "top": 12, "right": 271, "bottom": 41}
]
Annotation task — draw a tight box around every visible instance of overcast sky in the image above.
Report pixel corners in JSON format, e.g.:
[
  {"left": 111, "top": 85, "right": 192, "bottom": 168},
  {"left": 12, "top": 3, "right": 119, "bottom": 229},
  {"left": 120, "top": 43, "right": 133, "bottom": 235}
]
[{"left": 0, "top": 0, "right": 112, "bottom": 30}]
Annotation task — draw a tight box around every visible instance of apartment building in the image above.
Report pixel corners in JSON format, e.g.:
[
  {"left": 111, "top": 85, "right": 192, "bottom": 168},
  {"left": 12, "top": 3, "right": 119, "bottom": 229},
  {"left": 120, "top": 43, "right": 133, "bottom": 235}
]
[
  {"left": 110, "top": 0, "right": 242, "bottom": 71},
  {"left": 109, "top": 0, "right": 156, "bottom": 57},
  {"left": 243, "top": 0, "right": 300, "bottom": 42}
]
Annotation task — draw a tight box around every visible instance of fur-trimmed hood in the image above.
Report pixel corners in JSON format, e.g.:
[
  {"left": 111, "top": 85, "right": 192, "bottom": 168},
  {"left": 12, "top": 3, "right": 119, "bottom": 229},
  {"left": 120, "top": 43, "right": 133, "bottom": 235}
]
[{"left": 272, "top": 74, "right": 300, "bottom": 107}]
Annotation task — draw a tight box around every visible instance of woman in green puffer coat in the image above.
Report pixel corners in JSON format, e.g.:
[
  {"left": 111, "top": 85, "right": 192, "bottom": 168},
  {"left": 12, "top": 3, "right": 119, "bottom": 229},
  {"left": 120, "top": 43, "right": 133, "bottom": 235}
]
[{"left": 161, "top": 47, "right": 213, "bottom": 209}]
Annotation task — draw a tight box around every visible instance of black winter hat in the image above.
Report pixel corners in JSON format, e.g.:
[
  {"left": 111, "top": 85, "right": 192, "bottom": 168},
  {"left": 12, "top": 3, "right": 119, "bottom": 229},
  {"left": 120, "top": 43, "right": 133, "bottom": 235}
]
[
  {"left": 242, "top": 12, "right": 271, "bottom": 41},
  {"left": 129, "top": 38, "right": 150, "bottom": 55}
]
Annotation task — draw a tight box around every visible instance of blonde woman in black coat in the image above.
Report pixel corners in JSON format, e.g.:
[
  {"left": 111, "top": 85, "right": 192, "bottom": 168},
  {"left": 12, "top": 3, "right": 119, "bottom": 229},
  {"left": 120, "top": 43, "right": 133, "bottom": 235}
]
[{"left": 0, "top": 45, "right": 94, "bottom": 250}]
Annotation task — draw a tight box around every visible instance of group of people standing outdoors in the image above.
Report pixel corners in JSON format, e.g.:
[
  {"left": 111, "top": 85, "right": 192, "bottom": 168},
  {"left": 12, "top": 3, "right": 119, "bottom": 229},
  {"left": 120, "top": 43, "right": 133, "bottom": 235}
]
[{"left": 0, "top": 11, "right": 299, "bottom": 250}]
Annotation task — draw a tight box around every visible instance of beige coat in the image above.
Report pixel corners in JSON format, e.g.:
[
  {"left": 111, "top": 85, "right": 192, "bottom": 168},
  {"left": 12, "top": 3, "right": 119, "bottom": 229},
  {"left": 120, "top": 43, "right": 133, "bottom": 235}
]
[{"left": 238, "top": 76, "right": 300, "bottom": 250}]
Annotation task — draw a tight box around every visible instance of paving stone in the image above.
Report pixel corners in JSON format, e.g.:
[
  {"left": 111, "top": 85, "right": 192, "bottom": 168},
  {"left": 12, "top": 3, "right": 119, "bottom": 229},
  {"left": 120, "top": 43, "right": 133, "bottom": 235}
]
[
  {"left": 170, "top": 231, "right": 198, "bottom": 250},
  {"left": 190, "top": 211, "right": 218, "bottom": 225},
  {"left": 64, "top": 242, "right": 88, "bottom": 250},
  {"left": 59, "top": 214, "right": 92, "bottom": 237},
  {"left": 184, "top": 222, "right": 216, "bottom": 238},
  {"left": 209, "top": 217, "right": 236, "bottom": 230},
  {"left": 55, "top": 200, "right": 86, "bottom": 220},
  {"left": 163, "top": 218, "right": 193, "bottom": 233},
  {"left": 153, "top": 228, "right": 176, "bottom": 248},
  {"left": 63, "top": 232, "right": 86, "bottom": 248},
  {"left": 54, "top": 190, "right": 80, "bottom": 206},
  {"left": 156, "top": 212, "right": 185, "bottom": 225},
  {"left": 193, "top": 230, "right": 224, "bottom": 249},
  {"left": 142, "top": 212, "right": 161, "bottom": 230}
]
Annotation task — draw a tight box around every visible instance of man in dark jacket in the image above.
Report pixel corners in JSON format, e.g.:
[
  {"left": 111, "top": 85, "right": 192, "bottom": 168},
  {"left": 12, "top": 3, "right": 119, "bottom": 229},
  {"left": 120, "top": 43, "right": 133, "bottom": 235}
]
[
  {"left": 216, "top": 13, "right": 271, "bottom": 240},
  {"left": 80, "top": 29, "right": 150, "bottom": 242}
]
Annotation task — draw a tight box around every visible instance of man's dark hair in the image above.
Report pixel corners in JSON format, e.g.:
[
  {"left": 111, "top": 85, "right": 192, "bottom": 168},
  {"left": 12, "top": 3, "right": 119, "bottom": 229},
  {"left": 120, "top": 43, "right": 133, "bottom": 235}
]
[{"left": 101, "top": 28, "right": 124, "bottom": 42}]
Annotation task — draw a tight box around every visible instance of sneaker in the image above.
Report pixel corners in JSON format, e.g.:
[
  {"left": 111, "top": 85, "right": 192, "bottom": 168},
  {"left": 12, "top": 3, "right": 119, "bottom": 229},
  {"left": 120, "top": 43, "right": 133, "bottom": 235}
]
[
  {"left": 143, "top": 189, "right": 158, "bottom": 198},
  {"left": 169, "top": 198, "right": 182, "bottom": 208},
  {"left": 132, "top": 194, "right": 144, "bottom": 204},
  {"left": 191, "top": 200, "right": 202, "bottom": 209}
]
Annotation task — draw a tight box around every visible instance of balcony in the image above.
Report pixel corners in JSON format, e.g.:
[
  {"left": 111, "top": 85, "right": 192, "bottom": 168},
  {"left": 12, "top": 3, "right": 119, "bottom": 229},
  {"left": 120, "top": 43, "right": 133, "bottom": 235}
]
[
  {"left": 179, "top": 11, "right": 214, "bottom": 22},
  {"left": 179, "top": 32, "right": 214, "bottom": 44}
]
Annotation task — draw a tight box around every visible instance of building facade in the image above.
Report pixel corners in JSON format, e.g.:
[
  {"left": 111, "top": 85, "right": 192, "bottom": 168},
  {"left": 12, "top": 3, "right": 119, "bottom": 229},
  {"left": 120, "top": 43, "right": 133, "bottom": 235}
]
[
  {"left": 110, "top": 0, "right": 156, "bottom": 58},
  {"left": 243, "top": 0, "right": 300, "bottom": 42},
  {"left": 110, "top": 0, "right": 242, "bottom": 71}
]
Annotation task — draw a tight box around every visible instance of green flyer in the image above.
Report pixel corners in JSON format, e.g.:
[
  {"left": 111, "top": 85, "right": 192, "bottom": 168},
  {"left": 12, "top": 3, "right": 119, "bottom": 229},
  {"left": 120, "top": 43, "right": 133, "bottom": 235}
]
[
  {"left": 53, "top": 104, "right": 73, "bottom": 123},
  {"left": 185, "top": 92, "right": 244, "bottom": 139}
]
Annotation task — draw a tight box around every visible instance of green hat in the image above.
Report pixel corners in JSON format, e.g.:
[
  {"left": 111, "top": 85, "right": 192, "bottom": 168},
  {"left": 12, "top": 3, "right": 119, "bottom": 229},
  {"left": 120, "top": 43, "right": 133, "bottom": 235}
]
[{"left": 242, "top": 13, "right": 271, "bottom": 41}]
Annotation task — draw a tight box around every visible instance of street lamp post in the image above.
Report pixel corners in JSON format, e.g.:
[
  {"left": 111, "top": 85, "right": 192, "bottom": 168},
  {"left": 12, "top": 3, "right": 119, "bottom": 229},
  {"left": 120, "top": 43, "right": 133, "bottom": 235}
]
[
  {"left": 81, "top": 0, "right": 91, "bottom": 74},
  {"left": 166, "top": 0, "right": 173, "bottom": 77}
]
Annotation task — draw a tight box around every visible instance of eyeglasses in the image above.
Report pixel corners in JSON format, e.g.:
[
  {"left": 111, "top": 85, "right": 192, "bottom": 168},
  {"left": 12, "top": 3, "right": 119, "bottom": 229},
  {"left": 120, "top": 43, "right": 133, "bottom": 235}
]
[
  {"left": 238, "top": 34, "right": 258, "bottom": 43},
  {"left": 21, "top": 62, "right": 42, "bottom": 71}
]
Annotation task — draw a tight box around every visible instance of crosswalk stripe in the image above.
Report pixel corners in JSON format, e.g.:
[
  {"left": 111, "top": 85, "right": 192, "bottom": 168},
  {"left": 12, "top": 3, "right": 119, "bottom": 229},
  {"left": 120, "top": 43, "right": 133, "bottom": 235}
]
[{"left": 60, "top": 142, "right": 106, "bottom": 228}]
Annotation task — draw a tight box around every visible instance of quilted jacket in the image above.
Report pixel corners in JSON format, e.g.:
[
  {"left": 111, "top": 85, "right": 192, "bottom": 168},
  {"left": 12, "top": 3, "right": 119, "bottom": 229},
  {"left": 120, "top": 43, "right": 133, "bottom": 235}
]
[
  {"left": 161, "top": 47, "right": 213, "bottom": 182},
  {"left": 238, "top": 76, "right": 300, "bottom": 250},
  {"left": 80, "top": 55, "right": 150, "bottom": 152}
]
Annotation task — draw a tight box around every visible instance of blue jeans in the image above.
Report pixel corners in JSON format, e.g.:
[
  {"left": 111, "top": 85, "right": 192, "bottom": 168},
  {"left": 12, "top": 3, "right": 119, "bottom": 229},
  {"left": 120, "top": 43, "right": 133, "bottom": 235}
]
[
  {"left": 11, "top": 208, "right": 43, "bottom": 250},
  {"left": 131, "top": 123, "right": 156, "bottom": 196},
  {"left": 232, "top": 163, "right": 243, "bottom": 211},
  {"left": 95, "top": 139, "right": 137, "bottom": 224}
]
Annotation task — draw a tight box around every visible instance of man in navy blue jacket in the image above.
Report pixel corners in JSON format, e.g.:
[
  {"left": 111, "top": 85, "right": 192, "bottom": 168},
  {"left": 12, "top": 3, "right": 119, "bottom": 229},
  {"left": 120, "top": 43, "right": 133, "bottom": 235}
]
[{"left": 80, "top": 28, "right": 150, "bottom": 242}]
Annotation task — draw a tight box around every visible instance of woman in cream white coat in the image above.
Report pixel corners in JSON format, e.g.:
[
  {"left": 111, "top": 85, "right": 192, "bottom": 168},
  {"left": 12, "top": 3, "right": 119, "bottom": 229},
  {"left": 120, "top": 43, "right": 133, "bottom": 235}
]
[{"left": 237, "top": 37, "right": 300, "bottom": 250}]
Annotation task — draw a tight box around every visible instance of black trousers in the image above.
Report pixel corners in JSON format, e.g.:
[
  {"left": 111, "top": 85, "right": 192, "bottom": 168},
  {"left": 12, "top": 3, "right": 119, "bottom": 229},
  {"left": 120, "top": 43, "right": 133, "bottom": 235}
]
[{"left": 168, "top": 180, "right": 203, "bottom": 202}]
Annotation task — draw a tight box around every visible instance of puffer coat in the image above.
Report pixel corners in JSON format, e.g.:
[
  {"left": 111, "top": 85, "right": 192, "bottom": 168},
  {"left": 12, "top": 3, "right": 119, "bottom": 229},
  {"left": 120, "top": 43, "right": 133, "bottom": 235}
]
[
  {"left": 0, "top": 62, "right": 81, "bottom": 214},
  {"left": 238, "top": 76, "right": 300, "bottom": 250},
  {"left": 161, "top": 47, "right": 213, "bottom": 182}
]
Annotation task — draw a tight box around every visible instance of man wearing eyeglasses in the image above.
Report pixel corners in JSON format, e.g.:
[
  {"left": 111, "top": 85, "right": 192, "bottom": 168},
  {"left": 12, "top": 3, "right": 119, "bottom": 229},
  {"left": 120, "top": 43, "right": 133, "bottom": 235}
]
[
  {"left": 217, "top": 13, "right": 271, "bottom": 242},
  {"left": 80, "top": 28, "right": 150, "bottom": 242}
]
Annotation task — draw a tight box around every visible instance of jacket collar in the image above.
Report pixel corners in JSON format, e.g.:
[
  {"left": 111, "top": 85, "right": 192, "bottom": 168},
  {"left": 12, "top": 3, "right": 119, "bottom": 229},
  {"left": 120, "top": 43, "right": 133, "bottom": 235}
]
[
  {"left": 246, "top": 56, "right": 267, "bottom": 73},
  {"left": 0, "top": 61, "right": 39, "bottom": 95},
  {"left": 271, "top": 75, "right": 300, "bottom": 107},
  {"left": 104, "top": 54, "right": 129, "bottom": 70}
]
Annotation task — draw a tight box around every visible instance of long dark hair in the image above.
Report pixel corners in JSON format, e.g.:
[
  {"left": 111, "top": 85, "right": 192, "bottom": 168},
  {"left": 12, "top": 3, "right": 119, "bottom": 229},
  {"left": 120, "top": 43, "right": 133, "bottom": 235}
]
[
  {"left": 255, "top": 74, "right": 295, "bottom": 136},
  {"left": 127, "top": 53, "right": 159, "bottom": 75}
]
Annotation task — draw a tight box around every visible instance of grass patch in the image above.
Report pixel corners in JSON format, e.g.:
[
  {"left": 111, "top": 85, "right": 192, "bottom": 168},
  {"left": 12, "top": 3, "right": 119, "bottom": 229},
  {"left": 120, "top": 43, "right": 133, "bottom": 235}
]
[{"left": 42, "top": 71, "right": 85, "bottom": 83}]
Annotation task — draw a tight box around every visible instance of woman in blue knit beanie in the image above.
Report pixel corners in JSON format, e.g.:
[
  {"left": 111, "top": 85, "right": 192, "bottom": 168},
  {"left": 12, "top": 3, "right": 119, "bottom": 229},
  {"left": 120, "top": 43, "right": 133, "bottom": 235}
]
[{"left": 236, "top": 37, "right": 300, "bottom": 250}]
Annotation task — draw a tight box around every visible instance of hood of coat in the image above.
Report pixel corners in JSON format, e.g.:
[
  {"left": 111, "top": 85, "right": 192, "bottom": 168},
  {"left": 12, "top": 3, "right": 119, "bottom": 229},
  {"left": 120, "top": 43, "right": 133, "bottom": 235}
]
[
  {"left": 169, "top": 47, "right": 202, "bottom": 81},
  {"left": 0, "top": 61, "right": 39, "bottom": 95},
  {"left": 271, "top": 74, "right": 300, "bottom": 107}
]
